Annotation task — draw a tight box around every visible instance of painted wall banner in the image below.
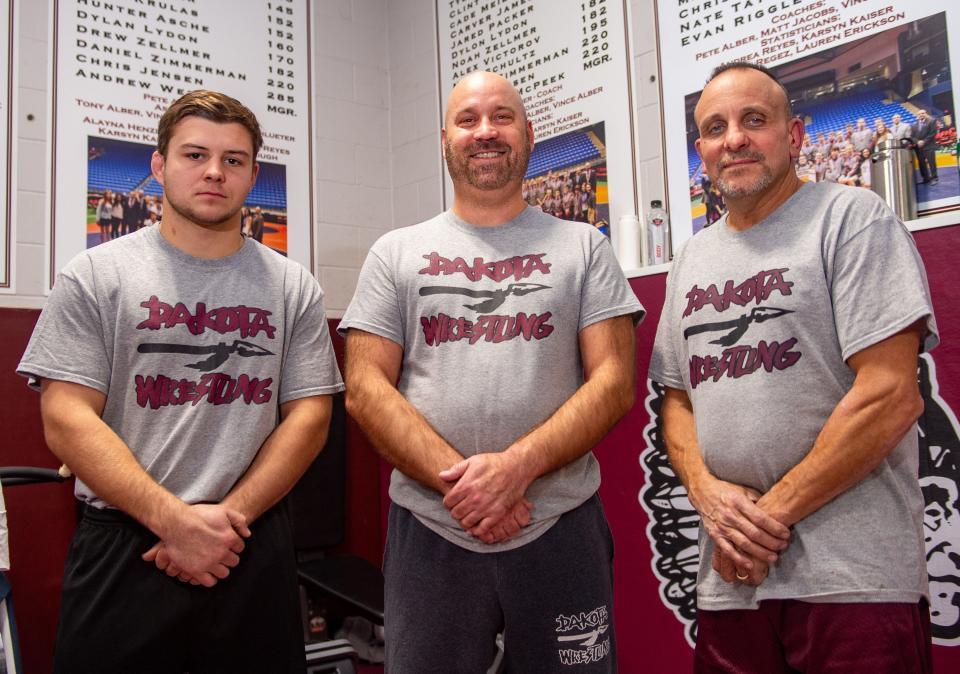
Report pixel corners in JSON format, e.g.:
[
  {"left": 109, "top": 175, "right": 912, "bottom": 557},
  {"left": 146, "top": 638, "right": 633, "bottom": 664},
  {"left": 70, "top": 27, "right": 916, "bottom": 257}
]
[
  {"left": 656, "top": 0, "right": 960, "bottom": 253},
  {"left": 435, "top": 0, "right": 639, "bottom": 246},
  {"left": 47, "top": 0, "right": 314, "bottom": 290},
  {"left": 0, "top": 1, "right": 16, "bottom": 292}
]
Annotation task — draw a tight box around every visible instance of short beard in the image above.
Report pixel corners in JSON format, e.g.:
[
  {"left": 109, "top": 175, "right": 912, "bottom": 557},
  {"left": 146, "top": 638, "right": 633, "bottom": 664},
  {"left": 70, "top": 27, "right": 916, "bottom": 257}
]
[
  {"left": 715, "top": 152, "right": 774, "bottom": 199},
  {"left": 444, "top": 128, "right": 531, "bottom": 191}
]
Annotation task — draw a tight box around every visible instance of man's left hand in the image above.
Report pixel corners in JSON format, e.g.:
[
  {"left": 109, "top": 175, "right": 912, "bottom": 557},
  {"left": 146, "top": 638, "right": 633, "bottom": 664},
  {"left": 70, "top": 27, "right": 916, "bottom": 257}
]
[{"left": 439, "top": 451, "right": 535, "bottom": 536}]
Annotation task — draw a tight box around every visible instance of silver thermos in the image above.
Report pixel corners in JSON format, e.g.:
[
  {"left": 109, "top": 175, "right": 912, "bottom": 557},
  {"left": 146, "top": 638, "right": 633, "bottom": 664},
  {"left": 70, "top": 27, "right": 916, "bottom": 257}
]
[{"left": 871, "top": 138, "right": 917, "bottom": 221}]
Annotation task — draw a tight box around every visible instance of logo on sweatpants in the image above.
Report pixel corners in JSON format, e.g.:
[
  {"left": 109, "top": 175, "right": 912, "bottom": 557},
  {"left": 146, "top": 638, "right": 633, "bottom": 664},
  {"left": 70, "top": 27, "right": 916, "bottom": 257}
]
[{"left": 555, "top": 606, "right": 610, "bottom": 665}]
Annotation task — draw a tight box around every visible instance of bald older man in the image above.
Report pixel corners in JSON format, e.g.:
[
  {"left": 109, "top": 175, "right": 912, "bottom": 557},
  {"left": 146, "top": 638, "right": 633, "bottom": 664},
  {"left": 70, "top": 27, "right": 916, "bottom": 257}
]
[
  {"left": 650, "top": 61, "right": 937, "bottom": 672},
  {"left": 340, "top": 71, "right": 642, "bottom": 672}
]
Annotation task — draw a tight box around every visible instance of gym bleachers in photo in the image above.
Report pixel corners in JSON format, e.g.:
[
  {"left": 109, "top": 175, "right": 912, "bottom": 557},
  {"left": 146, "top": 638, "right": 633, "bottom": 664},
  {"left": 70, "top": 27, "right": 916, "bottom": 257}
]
[
  {"left": 687, "top": 138, "right": 701, "bottom": 180},
  {"left": 88, "top": 143, "right": 287, "bottom": 210},
  {"left": 525, "top": 131, "right": 601, "bottom": 179},
  {"left": 249, "top": 162, "right": 287, "bottom": 210},
  {"left": 142, "top": 179, "right": 163, "bottom": 198},
  {"left": 88, "top": 142, "right": 153, "bottom": 196},
  {"left": 795, "top": 90, "right": 916, "bottom": 138}
]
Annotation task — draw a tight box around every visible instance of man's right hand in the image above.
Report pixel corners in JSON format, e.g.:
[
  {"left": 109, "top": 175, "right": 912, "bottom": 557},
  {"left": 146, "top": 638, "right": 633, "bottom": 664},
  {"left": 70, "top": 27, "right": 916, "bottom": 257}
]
[
  {"left": 141, "top": 503, "right": 251, "bottom": 587},
  {"left": 690, "top": 476, "right": 790, "bottom": 572}
]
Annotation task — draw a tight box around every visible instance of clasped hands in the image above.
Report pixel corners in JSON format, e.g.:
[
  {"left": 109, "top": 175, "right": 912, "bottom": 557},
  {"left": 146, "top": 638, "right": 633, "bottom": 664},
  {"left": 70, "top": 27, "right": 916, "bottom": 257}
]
[
  {"left": 141, "top": 502, "right": 251, "bottom": 587},
  {"left": 439, "top": 451, "right": 535, "bottom": 545},
  {"left": 693, "top": 478, "right": 791, "bottom": 587}
]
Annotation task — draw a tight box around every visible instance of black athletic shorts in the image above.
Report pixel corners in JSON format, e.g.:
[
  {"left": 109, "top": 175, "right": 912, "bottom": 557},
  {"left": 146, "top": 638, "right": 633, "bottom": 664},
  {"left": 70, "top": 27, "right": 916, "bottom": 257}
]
[{"left": 53, "top": 503, "right": 304, "bottom": 674}]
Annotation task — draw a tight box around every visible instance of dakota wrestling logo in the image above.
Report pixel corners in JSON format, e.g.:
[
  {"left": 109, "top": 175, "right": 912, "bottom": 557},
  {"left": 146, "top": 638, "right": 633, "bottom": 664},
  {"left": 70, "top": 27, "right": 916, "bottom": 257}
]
[
  {"left": 554, "top": 605, "right": 611, "bottom": 665},
  {"left": 133, "top": 296, "right": 277, "bottom": 409},
  {"left": 418, "top": 251, "right": 554, "bottom": 346},
  {"left": 639, "top": 353, "right": 960, "bottom": 647}
]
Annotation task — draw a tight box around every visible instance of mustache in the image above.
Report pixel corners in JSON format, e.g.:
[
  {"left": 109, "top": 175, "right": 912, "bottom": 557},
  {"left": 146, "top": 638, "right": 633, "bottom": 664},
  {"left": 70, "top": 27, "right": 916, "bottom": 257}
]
[
  {"left": 465, "top": 141, "right": 511, "bottom": 155},
  {"left": 718, "top": 151, "right": 764, "bottom": 168}
]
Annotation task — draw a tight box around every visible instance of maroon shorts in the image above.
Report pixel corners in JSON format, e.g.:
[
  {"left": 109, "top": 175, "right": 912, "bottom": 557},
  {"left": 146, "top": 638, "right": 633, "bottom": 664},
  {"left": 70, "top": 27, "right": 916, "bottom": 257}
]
[{"left": 695, "top": 599, "right": 932, "bottom": 674}]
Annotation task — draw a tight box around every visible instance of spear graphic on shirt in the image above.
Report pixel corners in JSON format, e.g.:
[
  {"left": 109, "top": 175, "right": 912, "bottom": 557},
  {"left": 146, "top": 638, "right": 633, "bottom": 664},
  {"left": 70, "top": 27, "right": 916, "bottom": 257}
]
[
  {"left": 682, "top": 306, "right": 794, "bottom": 347},
  {"left": 419, "top": 282, "right": 551, "bottom": 313},
  {"left": 137, "top": 340, "right": 274, "bottom": 372}
]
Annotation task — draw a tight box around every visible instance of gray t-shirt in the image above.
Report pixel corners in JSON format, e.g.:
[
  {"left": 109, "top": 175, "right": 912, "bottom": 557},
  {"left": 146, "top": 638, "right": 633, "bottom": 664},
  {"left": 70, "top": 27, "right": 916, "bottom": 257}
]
[
  {"left": 890, "top": 122, "right": 912, "bottom": 141},
  {"left": 339, "top": 207, "right": 643, "bottom": 552},
  {"left": 649, "top": 181, "right": 938, "bottom": 610},
  {"left": 850, "top": 128, "right": 874, "bottom": 152},
  {"left": 18, "top": 226, "right": 345, "bottom": 508}
]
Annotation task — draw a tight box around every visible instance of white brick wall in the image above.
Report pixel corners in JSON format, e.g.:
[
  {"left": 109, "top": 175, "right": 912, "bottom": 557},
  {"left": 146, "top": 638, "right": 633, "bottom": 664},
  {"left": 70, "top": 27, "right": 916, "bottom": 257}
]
[
  {"left": 6, "top": 0, "right": 49, "bottom": 307},
  {"left": 387, "top": 0, "right": 443, "bottom": 237},
  {"left": 314, "top": 0, "right": 392, "bottom": 313},
  {"left": 0, "top": 0, "right": 667, "bottom": 311}
]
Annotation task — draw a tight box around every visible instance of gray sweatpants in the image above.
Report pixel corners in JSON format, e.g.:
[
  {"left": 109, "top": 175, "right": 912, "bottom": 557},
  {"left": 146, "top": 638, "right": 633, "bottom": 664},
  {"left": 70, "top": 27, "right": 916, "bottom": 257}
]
[{"left": 384, "top": 493, "right": 617, "bottom": 673}]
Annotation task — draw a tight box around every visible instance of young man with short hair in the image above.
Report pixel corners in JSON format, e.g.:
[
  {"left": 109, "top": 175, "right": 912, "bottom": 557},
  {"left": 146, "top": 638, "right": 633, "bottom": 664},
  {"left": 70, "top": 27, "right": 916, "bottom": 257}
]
[{"left": 19, "top": 90, "right": 343, "bottom": 673}]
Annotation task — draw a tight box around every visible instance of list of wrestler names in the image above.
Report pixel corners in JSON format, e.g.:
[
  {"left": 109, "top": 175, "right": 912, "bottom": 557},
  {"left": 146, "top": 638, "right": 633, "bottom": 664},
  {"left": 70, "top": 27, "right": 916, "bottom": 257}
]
[
  {"left": 445, "top": 0, "right": 613, "bottom": 138},
  {"left": 67, "top": 0, "right": 304, "bottom": 162},
  {"left": 676, "top": 0, "right": 907, "bottom": 66}
]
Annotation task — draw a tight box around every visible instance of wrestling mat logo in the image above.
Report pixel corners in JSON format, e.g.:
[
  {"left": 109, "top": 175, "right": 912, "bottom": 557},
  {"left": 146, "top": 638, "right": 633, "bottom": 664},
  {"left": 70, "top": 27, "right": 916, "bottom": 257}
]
[{"left": 639, "top": 354, "right": 960, "bottom": 647}]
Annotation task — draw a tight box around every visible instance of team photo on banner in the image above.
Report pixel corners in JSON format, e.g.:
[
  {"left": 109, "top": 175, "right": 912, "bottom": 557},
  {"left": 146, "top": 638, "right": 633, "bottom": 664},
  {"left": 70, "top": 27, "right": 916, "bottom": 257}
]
[{"left": 49, "top": 0, "right": 314, "bottom": 288}]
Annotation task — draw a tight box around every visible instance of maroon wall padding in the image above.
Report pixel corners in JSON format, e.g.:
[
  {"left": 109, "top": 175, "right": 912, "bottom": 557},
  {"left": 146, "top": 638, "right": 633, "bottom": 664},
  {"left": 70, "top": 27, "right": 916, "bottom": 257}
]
[
  {"left": 327, "top": 327, "right": 384, "bottom": 567},
  {"left": 1, "top": 308, "right": 76, "bottom": 674},
  {"left": 915, "top": 226, "right": 960, "bottom": 674}
]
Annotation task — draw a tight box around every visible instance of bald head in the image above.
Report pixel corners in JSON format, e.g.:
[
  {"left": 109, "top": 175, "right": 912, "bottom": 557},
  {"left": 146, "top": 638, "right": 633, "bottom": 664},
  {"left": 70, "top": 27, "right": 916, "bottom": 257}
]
[{"left": 444, "top": 71, "right": 527, "bottom": 129}]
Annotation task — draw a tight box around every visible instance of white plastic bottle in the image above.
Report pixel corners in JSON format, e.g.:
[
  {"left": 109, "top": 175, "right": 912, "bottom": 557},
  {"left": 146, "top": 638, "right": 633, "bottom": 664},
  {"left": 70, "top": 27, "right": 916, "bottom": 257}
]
[{"left": 646, "top": 200, "right": 671, "bottom": 265}]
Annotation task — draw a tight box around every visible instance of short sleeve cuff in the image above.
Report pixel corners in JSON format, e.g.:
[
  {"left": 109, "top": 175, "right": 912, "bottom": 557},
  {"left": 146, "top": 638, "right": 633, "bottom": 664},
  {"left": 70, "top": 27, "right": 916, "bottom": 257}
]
[
  {"left": 15, "top": 364, "right": 109, "bottom": 394},
  {"left": 579, "top": 303, "right": 645, "bottom": 331},
  {"left": 336, "top": 319, "right": 404, "bottom": 348},
  {"left": 839, "top": 310, "right": 939, "bottom": 362},
  {"left": 278, "top": 382, "right": 346, "bottom": 405}
]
